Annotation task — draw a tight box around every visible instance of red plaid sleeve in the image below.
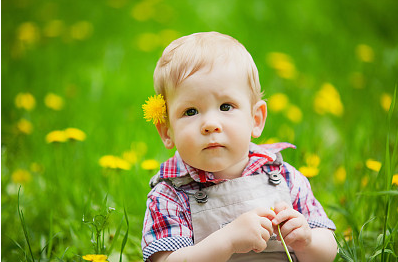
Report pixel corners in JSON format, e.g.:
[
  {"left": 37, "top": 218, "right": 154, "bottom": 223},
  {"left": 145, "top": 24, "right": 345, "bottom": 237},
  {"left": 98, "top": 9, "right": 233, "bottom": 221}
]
[{"left": 141, "top": 181, "right": 193, "bottom": 261}]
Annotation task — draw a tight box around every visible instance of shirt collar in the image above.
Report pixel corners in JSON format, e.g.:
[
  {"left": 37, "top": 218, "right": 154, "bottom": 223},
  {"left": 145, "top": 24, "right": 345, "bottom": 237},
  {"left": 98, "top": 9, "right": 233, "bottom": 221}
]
[{"left": 159, "top": 142, "right": 295, "bottom": 184}]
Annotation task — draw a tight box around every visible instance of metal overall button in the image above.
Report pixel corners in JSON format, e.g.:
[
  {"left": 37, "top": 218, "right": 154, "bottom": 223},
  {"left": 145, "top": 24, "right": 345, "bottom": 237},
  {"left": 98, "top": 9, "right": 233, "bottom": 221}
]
[
  {"left": 268, "top": 166, "right": 282, "bottom": 185},
  {"left": 194, "top": 190, "right": 208, "bottom": 203}
]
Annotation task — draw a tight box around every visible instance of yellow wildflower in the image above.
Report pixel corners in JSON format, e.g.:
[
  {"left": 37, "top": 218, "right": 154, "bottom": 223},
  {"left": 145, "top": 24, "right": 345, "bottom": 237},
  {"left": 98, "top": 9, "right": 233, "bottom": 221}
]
[
  {"left": 299, "top": 166, "right": 319, "bottom": 178},
  {"left": 361, "top": 176, "right": 369, "bottom": 187},
  {"left": 11, "top": 169, "right": 32, "bottom": 184},
  {"left": 131, "top": 1, "right": 155, "bottom": 21},
  {"left": 65, "top": 128, "right": 86, "bottom": 141},
  {"left": 356, "top": 44, "right": 374, "bottom": 63},
  {"left": 380, "top": 93, "right": 392, "bottom": 112},
  {"left": 366, "top": 159, "right": 382, "bottom": 172},
  {"left": 334, "top": 166, "right": 346, "bottom": 184},
  {"left": 70, "top": 21, "right": 93, "bottom": 40},
  {"left": 143, "top": 94, "right": 167, "bottom": 125},
  {"left": 349, "top": 72, "right": 365, "bottom": 89},
  {"left": 141, "top": 159, "right": 160, "bottom": 170},
  {"left": 43, "top": 20, "right": 64, "bottom": 37},
  {"left": 46, "top": 130, "right": 68, "bottom": 143},
  {"left": 15, "top": 92, "right": 36, "bottom": 111},
  {"left": 268, "top": 93, "right": 289, "bottom": 112},
  {"left": 17, "top": 22, "right": 40, "bottom": 45},
  {"left": 392, "top": 174, "right": 398, "bottom": 186},
  {"left": 30, "top": 162, "right": 43, "bottom": 173},
  {"left": 277, "top": 124, "right": 295, "bottom": 142},
  {"left": 159, "top": 29, "right": 180, "bottom": 47},
  {"left": 313, "top": 83, "right": 344, "bottom": 116},
  {"left": 285, "top": 104, "right": 302, "bottom": 123},
  {"left": 44, "top": 93, "right": 64, "bottom": 110},
  {"left": 17, "top": 118, "right": 33, "bottom": 134},
  {"left": 99, "top": 155, "right": 131, "bottom": 170},
  {"left": 82, "top": 254, "right": 108, "bottom": 262},
  {"left": 305, "top": 153, "right": 320, "bottom": 167},
  {"left": 266, "top": 52, "right": 297, "bottom": 79},
  {"left": 137, "top": 32, "right": 160, "bottom": 52},
  {"left": 123, "top": 150, "right": 138, "bottom": 164}
]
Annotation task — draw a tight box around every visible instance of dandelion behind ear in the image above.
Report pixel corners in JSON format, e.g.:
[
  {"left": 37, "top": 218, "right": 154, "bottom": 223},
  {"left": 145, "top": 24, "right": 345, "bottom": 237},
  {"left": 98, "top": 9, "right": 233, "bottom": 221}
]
[{"left": 142, "top": 94, "right": 167, "bottom": 125}]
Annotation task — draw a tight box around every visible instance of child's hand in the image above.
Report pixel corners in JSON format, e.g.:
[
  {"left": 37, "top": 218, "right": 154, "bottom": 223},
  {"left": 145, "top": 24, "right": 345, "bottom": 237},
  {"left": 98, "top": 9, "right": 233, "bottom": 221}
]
[
  {"left": 272, "top": 202, "right": 312, "bottom": 251},
  {"left": 222, "top": 207, "right": 276, "bottom": 254}
]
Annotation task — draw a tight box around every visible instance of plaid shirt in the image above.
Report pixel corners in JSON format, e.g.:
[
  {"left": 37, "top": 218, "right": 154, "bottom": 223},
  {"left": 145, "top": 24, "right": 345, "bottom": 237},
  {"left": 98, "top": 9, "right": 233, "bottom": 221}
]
[{"left": 141, "top": 143, "right": 336, "bottom": 261}]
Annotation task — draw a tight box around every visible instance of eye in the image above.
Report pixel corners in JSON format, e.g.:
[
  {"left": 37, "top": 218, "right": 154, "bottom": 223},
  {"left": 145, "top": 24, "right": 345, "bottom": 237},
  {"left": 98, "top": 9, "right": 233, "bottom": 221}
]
[
  {"left": 220, "top": 103, "right": 233, "bottom": 111},
  {"left": 184, "top": 108, "right": 198, "bottom": 116}
]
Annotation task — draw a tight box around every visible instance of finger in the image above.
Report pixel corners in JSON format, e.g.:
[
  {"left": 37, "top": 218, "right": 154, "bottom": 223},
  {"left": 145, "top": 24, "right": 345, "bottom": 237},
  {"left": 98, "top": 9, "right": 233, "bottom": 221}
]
[
  {"left": 254, "top": 207, "right": 276, "bottom": 220},
  {"left": 259, "top": 217, "right": 273, "bottom": 236},
  {"left": 273, "top": 201, "right": 290, "bottom": 214},
  {"left": 283, "top": 227, "right": 307, "bottom": 246},
  {"left": 253, "top": 235, "right": 268, "bottom": 253},
  {"left": 279, "top": 217, "right": 302, "bottom": 237},
  {"left": 260, "top": 227, "right": 271, "bottom": 242},
  {"left": 272, "top": 208, "right": 300, "bottom": 226}
]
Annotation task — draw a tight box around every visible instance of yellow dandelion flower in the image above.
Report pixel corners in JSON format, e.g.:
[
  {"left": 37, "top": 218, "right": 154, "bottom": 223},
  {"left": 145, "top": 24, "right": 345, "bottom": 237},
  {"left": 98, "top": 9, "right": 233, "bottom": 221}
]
[
  {"left": 70, "top": 21, "right": 93, "bottom": 40},
  {"left": 131, "top": 1, "right": 155, "bottom": 21},
  {"left": 82, "top": 254, "right": 108, "bottom": 262},
  {"left": 380, "top": 93, "right": 392, "bottom": 112},
  {"left": 43, "top": 20, "right": 64, "bottom": 37},
  {"left": 285, "top": 104, "right": 302, "bottom": 123},
  {"left": 361, "top": 176, "right": 369, "bottom": 187},
  {"left": 268, "top": 93, "right": 289, "bottom": 112},
  {"left": 15, "top": 92, "right": 36, "bottom": 111},
  {"left": 313, "top": 83, "right": 344, "bottom": 116},
  {"left": 30, "top": 162, "right": 43, "bottom": 173},
  {"left": 99, "top": 155, "right": 131, "bottom": 170},
  {"left": 366, "top": 159, "right": 382, "bottom": 172},
  {"left": 123, "top": 150, "right": 138, "bottom": 164},
  {"left": 17, "top": 22, "right": 40, "bottom": 45},
  {"left": 305, "top": 153, "right": 320, "bottom": 167},
  {"left": 44, "top": 93, "right": 64, "bottom": 110},
  {"left": 356, "top": 44, "right": 374, "bottom": 63},
  {"left": 46, "top": 130, "right": 68, "bottom": 143},
  {"left": 266, "top": 52, "right": 297, "bottom": 79},
  {"left": 299, "top": 166, "right": 319, "bottom": 178},
  {"left": 141, "top": 159, "right": 160, "bottom": 170},
  {"left": 137, "top": 32, "right": 160, "bottom": 52},
  {"left": 143, "top": 94, "right": 167, "bottom": 125},
  {"left": 17, "top": 118, "right": 33, "bottom": 134},
  {"left": 159, "top": 29, "right": 180, "bottom": 47},
  {"left": 65, "top": 128, "right": 86, "bottom": 141},
  {"left": 392, "top": 174, "right": 398, "bottom": 186},
  {"left": 277, "top": 124, "right": 295, "bottom": 142},
  {"left": 349, "top": 72, "right": 365, "bottom": 89},
  {"left": 12, "top": 169, "right": 32, "bottom": 184},
  {"left": 334, "top": 166, "right": 346, "bottom": 184}
]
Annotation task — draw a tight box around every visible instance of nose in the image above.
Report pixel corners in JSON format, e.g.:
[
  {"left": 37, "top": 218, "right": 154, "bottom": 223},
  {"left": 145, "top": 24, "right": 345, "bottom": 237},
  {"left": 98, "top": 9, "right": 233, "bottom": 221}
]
[{"left": 201, "top": 115, "right": 222, "bottom": 135}]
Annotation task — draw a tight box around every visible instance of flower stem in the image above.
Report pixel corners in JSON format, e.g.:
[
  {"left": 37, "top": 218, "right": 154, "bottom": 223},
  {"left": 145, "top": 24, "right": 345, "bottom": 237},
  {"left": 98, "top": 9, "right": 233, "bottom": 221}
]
[{"left": 278, "top": 224, "right": 293, "bottom": 262}]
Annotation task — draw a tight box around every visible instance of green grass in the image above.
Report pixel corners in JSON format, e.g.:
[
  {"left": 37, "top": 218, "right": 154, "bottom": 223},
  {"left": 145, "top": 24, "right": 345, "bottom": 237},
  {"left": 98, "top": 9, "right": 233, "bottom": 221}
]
[{"left": 2, "top": 0, "right": 398, "bottom": 261}]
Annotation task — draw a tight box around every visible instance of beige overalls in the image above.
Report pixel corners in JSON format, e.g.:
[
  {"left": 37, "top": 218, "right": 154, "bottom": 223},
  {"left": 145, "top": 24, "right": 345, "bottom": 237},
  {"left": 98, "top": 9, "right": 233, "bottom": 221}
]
[{"left": 151, "top": 155, "right": 299, "bottom": 262}]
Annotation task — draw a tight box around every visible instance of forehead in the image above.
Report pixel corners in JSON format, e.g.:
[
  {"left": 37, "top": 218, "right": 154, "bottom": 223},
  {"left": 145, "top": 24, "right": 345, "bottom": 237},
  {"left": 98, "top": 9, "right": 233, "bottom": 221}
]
[{"left": 166, "top": 61, "right": 251, "bottom": 102}]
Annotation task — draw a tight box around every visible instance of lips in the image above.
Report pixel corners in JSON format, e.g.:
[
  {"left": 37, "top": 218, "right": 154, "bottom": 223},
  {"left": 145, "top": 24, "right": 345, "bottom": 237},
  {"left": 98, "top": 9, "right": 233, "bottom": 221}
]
[{"left": 204, "top": 143, "right": 224, "bottom": 150}]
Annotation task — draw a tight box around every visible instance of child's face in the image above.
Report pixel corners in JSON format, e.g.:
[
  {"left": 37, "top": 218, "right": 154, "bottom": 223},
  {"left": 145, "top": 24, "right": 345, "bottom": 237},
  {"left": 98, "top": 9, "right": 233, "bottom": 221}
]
[{"left": 158, "top": 62, "right": 266, "bottom": 179}]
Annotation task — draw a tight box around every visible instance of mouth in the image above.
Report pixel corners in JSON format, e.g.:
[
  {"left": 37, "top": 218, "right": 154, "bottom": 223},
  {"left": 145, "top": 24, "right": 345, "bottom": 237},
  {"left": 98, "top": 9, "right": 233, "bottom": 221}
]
[{"left": 204, "top": 143, "right": 225, "bottom": 150}]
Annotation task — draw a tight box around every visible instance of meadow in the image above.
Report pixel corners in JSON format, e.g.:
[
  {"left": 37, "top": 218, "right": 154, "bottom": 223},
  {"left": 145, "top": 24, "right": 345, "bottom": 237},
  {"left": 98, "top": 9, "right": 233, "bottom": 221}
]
[{"left": 1, "top": 0, "right": 398, "bottom": 261}]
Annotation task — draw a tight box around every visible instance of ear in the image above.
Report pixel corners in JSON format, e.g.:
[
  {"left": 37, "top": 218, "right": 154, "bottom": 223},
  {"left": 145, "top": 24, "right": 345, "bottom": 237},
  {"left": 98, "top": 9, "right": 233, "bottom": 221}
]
[
  {"left": 156, "top": 122, "right": 175, "bottom": 149},
  {"left": 251, "top": 100, "right": 267, "bottom": 138}
]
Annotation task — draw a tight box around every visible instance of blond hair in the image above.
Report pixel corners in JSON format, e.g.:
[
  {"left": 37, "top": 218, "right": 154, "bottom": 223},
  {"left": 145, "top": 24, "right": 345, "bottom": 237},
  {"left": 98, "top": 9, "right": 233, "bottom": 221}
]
[{"left": 153, "top": 32, "right": 263, "bottom": 104}]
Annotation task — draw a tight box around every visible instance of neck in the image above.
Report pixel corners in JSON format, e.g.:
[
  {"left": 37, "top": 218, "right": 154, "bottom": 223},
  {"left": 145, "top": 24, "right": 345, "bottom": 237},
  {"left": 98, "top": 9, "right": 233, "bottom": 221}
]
[{"left": 212, "top": 156, "right": 249, "bottom": 180}]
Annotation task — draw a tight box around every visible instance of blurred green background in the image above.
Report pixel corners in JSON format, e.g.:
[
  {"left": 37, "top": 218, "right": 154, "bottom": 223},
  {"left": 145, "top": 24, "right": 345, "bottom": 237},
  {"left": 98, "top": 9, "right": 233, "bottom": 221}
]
[{"left": 2, "top": 0, "right": 398, "bottom": 261}]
